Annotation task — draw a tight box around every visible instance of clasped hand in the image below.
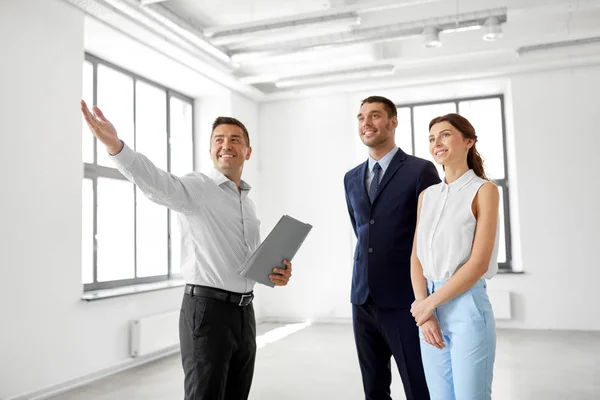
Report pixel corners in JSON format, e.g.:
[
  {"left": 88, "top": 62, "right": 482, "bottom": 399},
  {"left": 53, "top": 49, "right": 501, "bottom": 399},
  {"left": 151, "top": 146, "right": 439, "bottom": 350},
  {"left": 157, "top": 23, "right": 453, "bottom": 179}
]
[{"left": 410, "top": 298, "right": 435, "bottom": 326}]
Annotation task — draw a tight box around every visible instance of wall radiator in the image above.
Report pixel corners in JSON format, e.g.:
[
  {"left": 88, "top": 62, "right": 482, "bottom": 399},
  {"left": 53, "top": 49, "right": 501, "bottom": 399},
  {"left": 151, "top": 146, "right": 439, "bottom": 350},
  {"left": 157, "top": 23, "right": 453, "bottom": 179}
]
[
  {"left": 488, "top": 290, "right": 512, "bottom": 320},
  {"left": 130, "top": 310, "right": 180, "bottom": 357}
]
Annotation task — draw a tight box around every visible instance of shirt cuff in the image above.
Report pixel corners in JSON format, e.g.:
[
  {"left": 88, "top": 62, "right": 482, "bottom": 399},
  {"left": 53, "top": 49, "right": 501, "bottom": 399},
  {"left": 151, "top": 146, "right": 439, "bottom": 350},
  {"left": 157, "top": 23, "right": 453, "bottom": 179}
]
[{"left": 110, "top": 141, "right": 136, "bottom": 170}]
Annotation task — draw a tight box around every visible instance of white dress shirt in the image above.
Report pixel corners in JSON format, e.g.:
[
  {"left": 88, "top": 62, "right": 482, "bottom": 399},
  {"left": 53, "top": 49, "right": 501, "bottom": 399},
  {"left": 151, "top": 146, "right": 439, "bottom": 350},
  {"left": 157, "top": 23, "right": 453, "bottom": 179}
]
[
  {"left": 416, "top": 169, "right": 499, "bottom": 282},
  {"left": 111, "top": 143, "right": 261, "bottom": 293},
  {"left": 365, "top": 146, "right": 399, "bottom": 190}
]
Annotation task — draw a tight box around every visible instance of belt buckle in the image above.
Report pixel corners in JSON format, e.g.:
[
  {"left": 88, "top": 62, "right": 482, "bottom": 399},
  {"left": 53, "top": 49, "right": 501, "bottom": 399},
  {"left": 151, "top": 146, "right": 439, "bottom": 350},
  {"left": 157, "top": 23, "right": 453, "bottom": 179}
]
[{"left": 238, "top": 294, "right": 252, "bottom": 306}]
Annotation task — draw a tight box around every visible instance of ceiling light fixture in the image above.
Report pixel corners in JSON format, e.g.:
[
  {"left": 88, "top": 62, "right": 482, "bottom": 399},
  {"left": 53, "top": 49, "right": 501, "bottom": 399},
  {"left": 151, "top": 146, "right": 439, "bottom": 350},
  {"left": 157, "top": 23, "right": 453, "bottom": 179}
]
[
  {"left": 423, "top": 26, "right": 442, "bottom": 48},
  {"left": 517, "top": 36, "right": 600, "bottom": 56},
  {"left": 442, "top": 24, "right": 482, "bottom": 34},
  {"left": 482, "top": 16, "right": 502, "bottom": 41}
]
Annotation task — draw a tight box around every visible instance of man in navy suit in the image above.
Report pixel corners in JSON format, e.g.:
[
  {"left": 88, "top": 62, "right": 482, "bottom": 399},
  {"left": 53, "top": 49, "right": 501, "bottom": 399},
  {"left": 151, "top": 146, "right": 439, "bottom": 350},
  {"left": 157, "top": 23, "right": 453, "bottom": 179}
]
[{"left": 344, "top": 96, "right": 440, "bottom": 400}]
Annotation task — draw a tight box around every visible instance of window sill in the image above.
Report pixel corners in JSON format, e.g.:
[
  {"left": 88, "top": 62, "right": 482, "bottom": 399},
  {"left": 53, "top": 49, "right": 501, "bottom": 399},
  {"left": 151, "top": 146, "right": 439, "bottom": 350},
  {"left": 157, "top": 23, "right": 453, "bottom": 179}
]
[
  {"left": 81, "top": 279, "right": 186, "bottom": 301},
  {"left": 496, "top": 269, "right": 525, "bottom": 275}
]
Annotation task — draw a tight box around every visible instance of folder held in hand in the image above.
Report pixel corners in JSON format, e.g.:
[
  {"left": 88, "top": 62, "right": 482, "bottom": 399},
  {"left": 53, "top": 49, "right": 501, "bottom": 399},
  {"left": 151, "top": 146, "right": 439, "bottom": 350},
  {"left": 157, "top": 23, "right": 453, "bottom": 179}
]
[{"left": 237, "top": 215, "right": 312, "bottom": 287}]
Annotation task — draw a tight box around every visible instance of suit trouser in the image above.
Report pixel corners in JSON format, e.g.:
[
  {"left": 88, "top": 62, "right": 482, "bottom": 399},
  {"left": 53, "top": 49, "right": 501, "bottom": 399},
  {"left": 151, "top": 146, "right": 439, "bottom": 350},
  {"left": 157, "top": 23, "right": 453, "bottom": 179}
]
[
  {"left": 179, "top": 293, "right": 256, "bottom": 400},
  {"left": 353, "top": 297, "right": 431, "bottom": 400},
  {"left": 419, "top": 279, "right": 496, "bottom": 400}
]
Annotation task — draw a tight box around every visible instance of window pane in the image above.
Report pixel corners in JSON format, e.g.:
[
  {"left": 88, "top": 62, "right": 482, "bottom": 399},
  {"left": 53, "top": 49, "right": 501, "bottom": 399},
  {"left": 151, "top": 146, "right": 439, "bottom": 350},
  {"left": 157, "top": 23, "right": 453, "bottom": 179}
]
[
  {"left": 136, "top": 187, "right": 168, "bottom": 277},
  {"left": 170, "top": 213, "right": 182, "bottom": 274},
  {"left": 96, "top": 65, "right": 134, "bottom": 167},
  {"left": 396, "top": 107, "right": 413, "bottom": 155},
  {"left": 413, "top": 103, "right": 457, "bottom": 178},
  {"left": 136, "top": 81, "right": 167, "bottom": 170},
  {"left": 169, "top": 97, "right": 194, "bottom": 176},
  {"left": 97, "top": 178, "right": 134, "bottom": 282},
  {"left": 497, "top": 185, "right": 507, "bottom": 264},
  {"left": 82, "top": 61, "right": 94, "bottom": 164},
  {"left": 82, "top": 178, "right": 94, "bottom": 284},
  {"left": 458, "top": 98, "right": 505, "bottom": 179}
]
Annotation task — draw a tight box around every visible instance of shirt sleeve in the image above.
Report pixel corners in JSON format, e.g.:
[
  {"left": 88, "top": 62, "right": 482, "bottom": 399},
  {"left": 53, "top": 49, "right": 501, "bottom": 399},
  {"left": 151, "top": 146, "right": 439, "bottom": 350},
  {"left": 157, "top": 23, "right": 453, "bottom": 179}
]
[{"left": 110, "top": 141, "right": 204, "bottom": 214}]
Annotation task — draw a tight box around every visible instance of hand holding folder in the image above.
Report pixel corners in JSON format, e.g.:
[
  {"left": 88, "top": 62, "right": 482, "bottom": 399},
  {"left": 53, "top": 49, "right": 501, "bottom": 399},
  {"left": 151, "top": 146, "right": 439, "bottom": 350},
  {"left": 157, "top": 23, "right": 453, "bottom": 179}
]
[{"left": 237, "top": 215, "right": 312, "bottom": 287}]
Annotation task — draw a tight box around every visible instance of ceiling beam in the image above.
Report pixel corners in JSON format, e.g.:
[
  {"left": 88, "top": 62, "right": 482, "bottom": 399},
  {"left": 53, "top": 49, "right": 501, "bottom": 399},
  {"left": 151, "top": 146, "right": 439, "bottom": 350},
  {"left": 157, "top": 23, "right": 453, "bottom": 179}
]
[
  {"left": 203, "top": 0, "right": 441, "bottom": 38},
  {"left": 230, "top": 7, "right": 507, "bottom": 61}
]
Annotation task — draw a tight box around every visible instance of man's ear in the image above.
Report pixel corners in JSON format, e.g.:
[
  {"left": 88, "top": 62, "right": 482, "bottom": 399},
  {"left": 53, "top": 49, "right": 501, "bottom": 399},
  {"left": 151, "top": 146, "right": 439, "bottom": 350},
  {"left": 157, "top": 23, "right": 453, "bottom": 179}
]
[{"left": 245, "top": 146, "right": 252, "bottom": 161}]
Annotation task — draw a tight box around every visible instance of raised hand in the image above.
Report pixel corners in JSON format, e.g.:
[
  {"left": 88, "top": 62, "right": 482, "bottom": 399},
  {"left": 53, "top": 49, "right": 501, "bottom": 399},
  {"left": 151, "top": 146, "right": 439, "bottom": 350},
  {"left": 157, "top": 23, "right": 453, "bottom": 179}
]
[{"left": 80, "top": 100, "right": 123, "bottom": 155}]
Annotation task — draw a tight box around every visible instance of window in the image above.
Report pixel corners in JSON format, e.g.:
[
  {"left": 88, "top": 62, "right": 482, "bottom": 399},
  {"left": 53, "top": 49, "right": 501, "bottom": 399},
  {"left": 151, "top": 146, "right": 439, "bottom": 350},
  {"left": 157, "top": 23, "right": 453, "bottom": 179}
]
[
  {"left": 396, "top": 96, "right": 512, "bottom": 270},
  {"left": 81, "top": 54, "right": 195, "bottom": 290}
]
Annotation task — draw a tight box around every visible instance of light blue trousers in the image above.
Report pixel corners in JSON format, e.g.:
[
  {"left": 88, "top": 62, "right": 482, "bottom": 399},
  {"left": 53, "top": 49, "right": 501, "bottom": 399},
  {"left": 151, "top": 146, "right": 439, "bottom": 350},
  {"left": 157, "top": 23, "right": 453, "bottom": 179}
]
[{"left": 419, "top": 279, "right": 496, "bottom": 400}]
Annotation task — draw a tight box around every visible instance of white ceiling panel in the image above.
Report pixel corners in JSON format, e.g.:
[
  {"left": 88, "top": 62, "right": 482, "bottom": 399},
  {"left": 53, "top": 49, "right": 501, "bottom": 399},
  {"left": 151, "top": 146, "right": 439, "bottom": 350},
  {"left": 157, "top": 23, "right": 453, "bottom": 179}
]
[{"left": 73, "top": 0, "right": 600, "bottom": 99}]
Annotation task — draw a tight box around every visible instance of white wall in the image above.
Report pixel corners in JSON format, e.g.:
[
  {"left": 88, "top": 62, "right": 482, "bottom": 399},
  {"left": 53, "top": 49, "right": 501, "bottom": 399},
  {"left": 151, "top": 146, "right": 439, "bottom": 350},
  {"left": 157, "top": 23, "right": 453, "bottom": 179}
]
[
  {"left": 488, "top": 65, "right": 600, "bottom": 330},
  {"left": 254, "top": 95, "right": 357, "bottom": 322},
  {"left": 256, "top": 65, "right": 600, "bottom": 331},
  {"left": 0, "top": 1, "right": 185, "bottom": 398}
]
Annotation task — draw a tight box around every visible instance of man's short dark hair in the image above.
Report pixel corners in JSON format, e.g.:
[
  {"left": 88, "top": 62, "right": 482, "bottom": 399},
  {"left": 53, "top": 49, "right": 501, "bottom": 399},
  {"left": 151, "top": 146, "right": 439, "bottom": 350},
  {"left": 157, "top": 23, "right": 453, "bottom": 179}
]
[
  {"left": 360, "top": 96, "right": 397, "bottom": 118},
  {"left": 211, "top": 116, "right": 250, "bottom": 146}
]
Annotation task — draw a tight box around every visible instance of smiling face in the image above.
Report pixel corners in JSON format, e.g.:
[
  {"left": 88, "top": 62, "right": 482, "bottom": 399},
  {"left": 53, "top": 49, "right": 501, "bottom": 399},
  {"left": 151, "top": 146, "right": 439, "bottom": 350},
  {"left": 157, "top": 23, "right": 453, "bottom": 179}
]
[
  {"left": 209, "top": 124, "right": 252, "bottom": 177},
  {"left": 357, "top": 102, "right": 398, "bottom": 150},
  {"left": 428, "top": 121, "right": 474, "bottom": 167}
]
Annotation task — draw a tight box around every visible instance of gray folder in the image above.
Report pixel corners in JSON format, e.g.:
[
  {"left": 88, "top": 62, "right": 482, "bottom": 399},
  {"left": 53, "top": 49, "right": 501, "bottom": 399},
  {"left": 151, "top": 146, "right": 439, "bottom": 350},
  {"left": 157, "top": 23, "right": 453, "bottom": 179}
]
[{"left": 237, "top": 215, "right": 312, "bottom": 287}]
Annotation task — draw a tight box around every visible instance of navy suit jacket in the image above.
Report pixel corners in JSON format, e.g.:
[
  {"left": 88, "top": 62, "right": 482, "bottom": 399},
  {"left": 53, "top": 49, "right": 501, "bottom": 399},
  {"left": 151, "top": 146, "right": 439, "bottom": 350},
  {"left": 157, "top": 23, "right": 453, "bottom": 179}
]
[{"left": 344, "top": 148, "right": 441, "bottom": 309}]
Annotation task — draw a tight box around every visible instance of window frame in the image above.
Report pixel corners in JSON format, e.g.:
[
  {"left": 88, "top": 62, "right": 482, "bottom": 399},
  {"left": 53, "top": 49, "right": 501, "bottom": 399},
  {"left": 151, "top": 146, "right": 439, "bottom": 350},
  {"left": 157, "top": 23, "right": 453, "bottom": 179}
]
[
  {"left": 82, "top": 53, "right": 195, "bottom": 291},
  {"left": 397, "top": 95, "right": 513, "bottom": 271}
]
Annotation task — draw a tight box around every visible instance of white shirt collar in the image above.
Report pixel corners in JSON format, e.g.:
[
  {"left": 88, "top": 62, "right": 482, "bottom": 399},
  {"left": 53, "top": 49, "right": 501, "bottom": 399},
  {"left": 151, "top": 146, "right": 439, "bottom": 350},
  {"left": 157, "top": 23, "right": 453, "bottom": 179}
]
[
  {"left": 440, "top": 169, "right": 477, "bottom": 192},
  {"left": 208, "top": 168, "right": 251, "bottom": 192},
  {"left": 368, "top": 146, "right": 399, "bottom": 173}
]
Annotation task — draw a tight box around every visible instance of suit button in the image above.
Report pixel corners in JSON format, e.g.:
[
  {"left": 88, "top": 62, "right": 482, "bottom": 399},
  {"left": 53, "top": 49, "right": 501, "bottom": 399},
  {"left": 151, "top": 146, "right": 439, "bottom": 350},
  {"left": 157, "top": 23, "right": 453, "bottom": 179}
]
[
  {"left": 370, "top": 220, "right": 374, "bottom": 224},
  {"left": 368, "top": 248, "right": 373, "bottom": 253}
]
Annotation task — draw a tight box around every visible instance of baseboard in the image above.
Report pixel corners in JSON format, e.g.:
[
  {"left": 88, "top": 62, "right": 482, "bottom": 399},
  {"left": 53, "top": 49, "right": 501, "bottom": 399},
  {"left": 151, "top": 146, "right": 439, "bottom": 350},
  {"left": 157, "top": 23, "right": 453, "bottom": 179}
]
[{"left": 7, "top": 346, "right": 180, "bottom": 400}]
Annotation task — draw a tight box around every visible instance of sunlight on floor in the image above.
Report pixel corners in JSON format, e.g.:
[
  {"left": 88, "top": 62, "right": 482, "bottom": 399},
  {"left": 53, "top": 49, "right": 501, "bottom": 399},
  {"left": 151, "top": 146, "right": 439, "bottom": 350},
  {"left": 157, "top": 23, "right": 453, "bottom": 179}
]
[{"left": 256, "top": 320, "right": 312, "bottom": 349}]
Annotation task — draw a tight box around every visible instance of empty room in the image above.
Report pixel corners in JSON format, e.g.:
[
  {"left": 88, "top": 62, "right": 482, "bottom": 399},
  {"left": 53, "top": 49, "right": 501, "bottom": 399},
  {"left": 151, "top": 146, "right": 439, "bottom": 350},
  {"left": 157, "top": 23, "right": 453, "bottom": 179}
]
[{"left": 1, "top": 0, "right": 599, "bottom": 399}]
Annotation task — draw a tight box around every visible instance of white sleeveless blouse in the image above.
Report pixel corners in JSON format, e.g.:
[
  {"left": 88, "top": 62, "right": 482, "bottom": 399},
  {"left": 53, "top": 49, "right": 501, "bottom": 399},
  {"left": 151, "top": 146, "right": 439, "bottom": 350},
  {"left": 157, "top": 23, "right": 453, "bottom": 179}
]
[{"left": 416, "top": 169, "right": 499, "bottom": 282}]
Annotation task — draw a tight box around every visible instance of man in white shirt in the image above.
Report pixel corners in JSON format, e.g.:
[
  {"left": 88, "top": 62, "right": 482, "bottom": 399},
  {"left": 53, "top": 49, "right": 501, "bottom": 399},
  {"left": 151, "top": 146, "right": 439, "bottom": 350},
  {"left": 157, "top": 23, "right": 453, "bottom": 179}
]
[{"left": 81, "top": 100, "right": 292, "bottom": 400}]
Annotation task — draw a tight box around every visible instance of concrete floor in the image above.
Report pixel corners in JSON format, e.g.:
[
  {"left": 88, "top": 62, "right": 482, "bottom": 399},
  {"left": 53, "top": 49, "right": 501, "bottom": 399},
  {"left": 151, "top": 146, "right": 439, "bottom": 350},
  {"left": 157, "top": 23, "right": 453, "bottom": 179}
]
[{"left": 50, "top": 324, "right": 600, "bottom": 400}]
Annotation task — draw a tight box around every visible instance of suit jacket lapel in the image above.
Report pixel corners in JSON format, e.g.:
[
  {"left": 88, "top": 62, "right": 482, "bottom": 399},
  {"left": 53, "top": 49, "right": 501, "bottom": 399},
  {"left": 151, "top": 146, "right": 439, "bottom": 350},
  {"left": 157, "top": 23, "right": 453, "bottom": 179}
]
[{"left": 372, "top": 149, "right": 407, "bottom": 205}]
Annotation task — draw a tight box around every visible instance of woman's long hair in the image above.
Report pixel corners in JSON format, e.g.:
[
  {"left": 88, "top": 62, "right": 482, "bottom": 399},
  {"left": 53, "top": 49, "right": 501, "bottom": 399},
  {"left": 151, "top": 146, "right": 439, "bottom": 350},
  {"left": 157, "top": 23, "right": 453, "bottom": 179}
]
[{"left": 428, "top": 113, "right": 487, "bottom": 180}]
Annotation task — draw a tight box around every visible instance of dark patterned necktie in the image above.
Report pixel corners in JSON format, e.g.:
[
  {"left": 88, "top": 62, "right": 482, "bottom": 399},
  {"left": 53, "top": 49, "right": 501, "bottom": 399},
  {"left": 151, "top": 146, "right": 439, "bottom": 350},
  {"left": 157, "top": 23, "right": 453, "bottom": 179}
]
[{"left": 369, "top": 162, "right": 381, "bottom": 203}]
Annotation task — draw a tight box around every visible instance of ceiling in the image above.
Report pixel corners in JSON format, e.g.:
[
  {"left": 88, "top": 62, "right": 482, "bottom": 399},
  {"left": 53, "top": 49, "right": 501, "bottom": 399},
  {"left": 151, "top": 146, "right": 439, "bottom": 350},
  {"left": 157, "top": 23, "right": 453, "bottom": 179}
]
[{"left": 68, "top": 0, "right": 600, "bottom": 100}]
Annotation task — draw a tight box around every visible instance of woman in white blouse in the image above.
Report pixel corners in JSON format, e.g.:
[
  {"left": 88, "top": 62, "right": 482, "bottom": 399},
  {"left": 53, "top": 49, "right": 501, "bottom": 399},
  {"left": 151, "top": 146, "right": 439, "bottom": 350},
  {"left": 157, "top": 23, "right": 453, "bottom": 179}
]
[{"left": 410, "top": 113, "right": 500, "bottom": 400}]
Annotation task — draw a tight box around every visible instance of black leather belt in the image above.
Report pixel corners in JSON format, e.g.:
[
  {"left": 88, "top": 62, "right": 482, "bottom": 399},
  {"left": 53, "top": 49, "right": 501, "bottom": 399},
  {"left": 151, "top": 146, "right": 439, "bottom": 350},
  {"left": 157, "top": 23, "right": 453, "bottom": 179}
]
[{"left": 184, "top": 284, "right": 254, "bottom": 307}]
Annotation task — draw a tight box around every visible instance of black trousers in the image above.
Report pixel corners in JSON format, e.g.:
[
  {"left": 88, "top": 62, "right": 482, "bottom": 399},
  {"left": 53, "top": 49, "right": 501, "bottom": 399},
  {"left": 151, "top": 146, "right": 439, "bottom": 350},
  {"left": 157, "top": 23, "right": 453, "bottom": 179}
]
[
  {"left": 353, "top": 296, "right": 430, "bottom": 400},
  {"left": 179, "top": 292, "right": 256, "bottom": 400}
]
